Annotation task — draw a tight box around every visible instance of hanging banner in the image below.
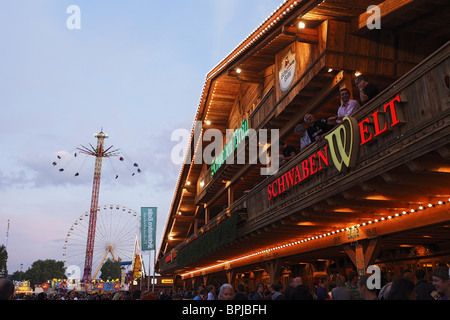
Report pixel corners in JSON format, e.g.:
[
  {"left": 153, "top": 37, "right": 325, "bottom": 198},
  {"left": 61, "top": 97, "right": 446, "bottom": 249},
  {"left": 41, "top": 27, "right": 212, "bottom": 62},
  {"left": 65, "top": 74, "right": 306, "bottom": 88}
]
[{"left": 141, "top": 207, "right": 157, "bottom": 252}]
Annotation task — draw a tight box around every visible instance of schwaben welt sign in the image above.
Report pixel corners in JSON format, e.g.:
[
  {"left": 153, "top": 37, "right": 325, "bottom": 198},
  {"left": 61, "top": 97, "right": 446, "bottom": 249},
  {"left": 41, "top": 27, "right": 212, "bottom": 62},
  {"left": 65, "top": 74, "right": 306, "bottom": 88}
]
[{"left": 267, "top": 94, "right": 404, "bottom": 200}]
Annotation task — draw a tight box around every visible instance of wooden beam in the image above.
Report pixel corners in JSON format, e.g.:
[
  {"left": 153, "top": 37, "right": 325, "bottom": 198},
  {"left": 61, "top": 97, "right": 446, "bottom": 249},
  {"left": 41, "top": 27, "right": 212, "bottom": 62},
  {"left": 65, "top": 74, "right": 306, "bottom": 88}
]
[
  {"left": 227, "top": 69, "right": 265, "bottom": 84},
  {"left": 350, "top": 0, "right": 424, "bottom": 35},
  {"left": 344, "top": 238, "right": 381, "bottom": 276},
  {"left": 364, "top": 238, "right": 381, "bottom": 268},
  {"left": 282, "top": 26, "right": 319, "bottom": 44}
]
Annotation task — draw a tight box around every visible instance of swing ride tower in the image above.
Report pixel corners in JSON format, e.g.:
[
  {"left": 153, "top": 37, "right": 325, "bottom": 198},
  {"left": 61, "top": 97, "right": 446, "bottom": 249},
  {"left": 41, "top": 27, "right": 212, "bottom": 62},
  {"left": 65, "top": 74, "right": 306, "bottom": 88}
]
[{"left": 78, "top": 130, "right": 119, "bottom": 282}]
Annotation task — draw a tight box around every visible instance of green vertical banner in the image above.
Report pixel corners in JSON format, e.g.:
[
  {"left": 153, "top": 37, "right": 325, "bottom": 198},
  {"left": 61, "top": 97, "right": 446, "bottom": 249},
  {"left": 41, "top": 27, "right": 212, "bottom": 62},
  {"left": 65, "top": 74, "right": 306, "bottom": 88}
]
[{"left": 141, "top": 207, "right": 157, "bottom": 252}]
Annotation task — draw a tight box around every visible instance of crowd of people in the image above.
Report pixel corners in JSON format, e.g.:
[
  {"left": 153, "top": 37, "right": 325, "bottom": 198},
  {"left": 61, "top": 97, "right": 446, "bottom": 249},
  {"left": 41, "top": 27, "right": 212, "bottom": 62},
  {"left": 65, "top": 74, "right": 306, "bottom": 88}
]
[
  {"left": 1, "top": 266, "right": 448, "bottom": 300},
  {"left": 281, "top": 75, "right": 380, "bottom": 165},
  {"left": 176, "top": 266, "right": 449, "bottom": 301},
  {"left": 157, "top": 266, "right": 450, "bottom": 301}
]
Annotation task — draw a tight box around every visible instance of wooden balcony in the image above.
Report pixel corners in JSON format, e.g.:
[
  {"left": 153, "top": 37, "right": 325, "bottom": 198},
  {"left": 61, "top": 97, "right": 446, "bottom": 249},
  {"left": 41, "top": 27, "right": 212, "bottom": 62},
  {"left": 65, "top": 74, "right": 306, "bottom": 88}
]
[{"left": 159, "top": 40, "right": 450, "bottom": 275}]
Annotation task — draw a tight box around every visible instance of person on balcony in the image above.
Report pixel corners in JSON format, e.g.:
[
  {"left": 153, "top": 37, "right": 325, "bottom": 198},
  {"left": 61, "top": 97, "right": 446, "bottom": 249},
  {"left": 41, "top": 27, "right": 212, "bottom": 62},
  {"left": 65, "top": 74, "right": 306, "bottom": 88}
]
[
  {"left": 328, "top": 88, "right": 361, "bottom": 126},
  {"left": 304, "top": 113, "right": 333, "bottom": 142},
  {"left": 355, "top": 74, "right": 380, "bottom": 105},
  {"left": 279, "top": 140, "right": 296, "bottom": 166},
  {"left": 294, "top": 124, "right": 311, "bottom": 151}
]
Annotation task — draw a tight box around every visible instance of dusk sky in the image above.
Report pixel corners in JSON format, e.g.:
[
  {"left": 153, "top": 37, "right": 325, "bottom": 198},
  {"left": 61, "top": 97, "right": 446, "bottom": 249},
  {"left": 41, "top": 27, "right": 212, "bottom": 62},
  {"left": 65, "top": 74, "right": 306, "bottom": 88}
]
[{"left": 0, "top": 0, "right": 284, "bottom": 274}]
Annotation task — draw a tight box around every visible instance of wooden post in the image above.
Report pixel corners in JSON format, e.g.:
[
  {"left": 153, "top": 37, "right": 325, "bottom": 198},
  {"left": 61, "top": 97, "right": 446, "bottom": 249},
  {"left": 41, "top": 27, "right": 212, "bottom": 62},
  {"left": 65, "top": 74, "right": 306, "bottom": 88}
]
[
  {"left": 204, "top": 206, "right": 210, "bottom": 224},
  {"left": 193, "top": 218, "right": 198, "bottom": 233},
  {"left": 355, "top": 244, "right": 365, "bottom": 276},
  {"left": 340, "top": 70, "right": 354, "bottom": 101},
  {"left": 228, "top": 186, "right": 234, "bottom": 207},
  {"left": 344, "top": 238, "right": 381, "bottom": 276},
  {"left": 265, "top": 259, "right": 281, "bottom": 285},
  {"left": 203, "top": 274, "right": 210, "bottom": 287},
  {"left": 226, "top": 270, "right": 235, "bottom": 287}
]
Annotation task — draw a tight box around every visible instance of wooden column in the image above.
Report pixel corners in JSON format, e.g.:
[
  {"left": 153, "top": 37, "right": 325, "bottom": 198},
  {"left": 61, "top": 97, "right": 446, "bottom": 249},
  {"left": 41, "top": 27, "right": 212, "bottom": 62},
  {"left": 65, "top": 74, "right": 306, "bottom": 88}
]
[
  {"left": 228, "top": 186, "right": 234, "bottom": 207},
  {"left": 204, "top": 206, "right": 210, "bottom": 224},
  {"left": 339, "top": 70, "right": 354, "bottom": 100},
  {"left": 226, "top": 270, "right": 235, "bottom": 287},
  {"left": 193, "top": 218, "right": 198, "bottom": 233},
  {"left": 344, "top": 238, "right": 381, "bottom": 276},
  {"left": 203, "top": 274, "right": 210, "bottom": 287},
  {"left": 265, "top": 259, "right": 282, "bottom": 285}
]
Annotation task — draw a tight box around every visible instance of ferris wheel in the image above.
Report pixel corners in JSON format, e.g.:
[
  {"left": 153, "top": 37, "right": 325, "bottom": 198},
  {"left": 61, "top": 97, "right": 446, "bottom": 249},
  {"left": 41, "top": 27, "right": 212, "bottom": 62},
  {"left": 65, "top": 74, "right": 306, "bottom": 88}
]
[{"left": 63, "top": 205, "right": 139, "bottom": 280}]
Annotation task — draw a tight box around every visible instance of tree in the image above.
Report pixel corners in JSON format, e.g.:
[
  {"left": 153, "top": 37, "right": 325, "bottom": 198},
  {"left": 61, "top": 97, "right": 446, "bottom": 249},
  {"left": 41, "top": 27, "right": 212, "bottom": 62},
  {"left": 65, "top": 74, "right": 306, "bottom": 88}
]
[
  {"left": 99, "top": 259, "right": 122, "bottom": 282},
  {"left": 24, "top": 259, "right": 66, "bottom": 287},
  {"left": 0, "top": 245, "right": 7, "bottom": 277},
  {"left": 10, "top": 270, "right": 25, "bottom": 282}
]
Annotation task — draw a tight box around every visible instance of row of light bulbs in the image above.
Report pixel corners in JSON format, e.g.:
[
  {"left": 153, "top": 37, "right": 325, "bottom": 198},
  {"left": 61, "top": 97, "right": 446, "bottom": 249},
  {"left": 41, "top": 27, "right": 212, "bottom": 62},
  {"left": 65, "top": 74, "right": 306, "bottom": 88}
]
[{"left": 182, "top": 199, "right": 449, "bottom": 277}]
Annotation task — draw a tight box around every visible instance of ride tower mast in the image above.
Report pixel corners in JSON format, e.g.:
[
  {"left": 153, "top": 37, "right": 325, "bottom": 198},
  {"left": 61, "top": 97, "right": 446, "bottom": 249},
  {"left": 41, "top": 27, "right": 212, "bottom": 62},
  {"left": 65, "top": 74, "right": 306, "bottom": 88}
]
[{"left": 78, "top": 130, "right": 120, "bottom": 282}]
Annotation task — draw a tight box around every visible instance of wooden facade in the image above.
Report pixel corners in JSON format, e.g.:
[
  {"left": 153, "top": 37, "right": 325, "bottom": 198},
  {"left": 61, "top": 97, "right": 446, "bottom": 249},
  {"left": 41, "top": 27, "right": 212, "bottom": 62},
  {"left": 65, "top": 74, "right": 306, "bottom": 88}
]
[{"left": 156, "top": 0, "right": 450, "bottom": 289}]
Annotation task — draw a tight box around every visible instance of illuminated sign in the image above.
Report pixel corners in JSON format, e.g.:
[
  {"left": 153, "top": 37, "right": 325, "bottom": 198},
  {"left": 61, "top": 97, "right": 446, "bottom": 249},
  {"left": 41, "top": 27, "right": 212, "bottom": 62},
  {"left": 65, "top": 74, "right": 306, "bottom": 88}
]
[
  {"left": 161, "top": 279, "right": 174, "bottom": 284},
  {"left": 358, "top": 94, "right": 404, "bottom": 146},
  {"left": 267, "top": 94, "right": 404, "bottom": 200},
  {"left": 268, "top": 146, "right": 329, "bottom": 200},
  {"left": 211, "top": 118, "right": 249, "bottom": 177}
]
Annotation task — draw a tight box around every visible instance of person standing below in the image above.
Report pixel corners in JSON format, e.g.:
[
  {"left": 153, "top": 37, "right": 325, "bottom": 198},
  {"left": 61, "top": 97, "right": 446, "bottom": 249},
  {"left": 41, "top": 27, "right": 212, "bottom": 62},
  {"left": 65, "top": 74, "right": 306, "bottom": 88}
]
[
  {"left": 328, "top": 88, "right": 361, "bottom": 126},
  {"left": 316, "top": 275, "right": 330, "bottom": 300},
  {"left": 345, "top": 271, "right": 362, "bottom": 300},
  {"left": 355, "top": 75, "right": 380, "bottom": 105},
  {"left": 289, "top": 277, "right": 313, "bottom": 300},
  {"left": 431, "top": 266, "right": 450, "bottom": 300},
  {"left": 218, "top": 284, "right": 235, "bottom": 300},
  {"left": 283, "top": 278, "right": 295, "bottom": 301},
  {"left": 294, "top": 124, "right": 311, "bottom": 152},
  {"left": 0, "top": 278, "right": 14, "bottom": 300},
  {"left": 270, "top": 283, "right": 286, "bottom": 300},
  {"left": 331, "top": 274, "right": 352, "bottom": 300},
  {"left": 358, "top": 274, "right": 379, "bottom": 300},
  {"left": 387, "top": 277, "right": 416, "bottom": 300},
  {"left": 193, "top": 289, "right": 207, "bottom": 300},
  {"left": 415, "top": 269, "right": 435, "bottom": 300},
  {"left": 251, "top": 282, "right": 265, "bottom": 300},
  {"left": 233, "top": 284, "right": 248, "bottom": 300},
  {"left": 207, "top": 285, "right": 216, "bottom": 300}
]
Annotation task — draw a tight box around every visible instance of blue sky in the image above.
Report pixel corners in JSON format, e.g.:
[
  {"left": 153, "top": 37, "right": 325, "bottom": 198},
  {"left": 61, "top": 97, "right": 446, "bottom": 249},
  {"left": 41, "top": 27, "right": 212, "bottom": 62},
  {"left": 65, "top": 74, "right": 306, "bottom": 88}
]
[{"left": 0, "top": 0, "right": 284, "bottom": 274}]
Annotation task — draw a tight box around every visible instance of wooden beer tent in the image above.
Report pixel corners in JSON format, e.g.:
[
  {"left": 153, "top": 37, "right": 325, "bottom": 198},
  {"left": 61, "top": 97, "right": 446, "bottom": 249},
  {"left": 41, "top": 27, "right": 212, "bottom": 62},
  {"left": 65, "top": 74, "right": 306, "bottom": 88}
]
[{"left": 157, "top": 0, "right": 450, "bottom": 288}]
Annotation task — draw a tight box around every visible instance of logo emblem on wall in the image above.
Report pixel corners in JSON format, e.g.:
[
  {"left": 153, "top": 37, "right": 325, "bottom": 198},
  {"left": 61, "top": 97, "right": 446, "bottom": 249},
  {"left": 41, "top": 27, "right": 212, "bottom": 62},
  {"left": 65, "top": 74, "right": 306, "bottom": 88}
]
[
  {"left": 279, "top": 50, "right": 296, "bottom": 92},
  {"left": 325, "top": 116, "right": 360, "bottom": 172}
]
